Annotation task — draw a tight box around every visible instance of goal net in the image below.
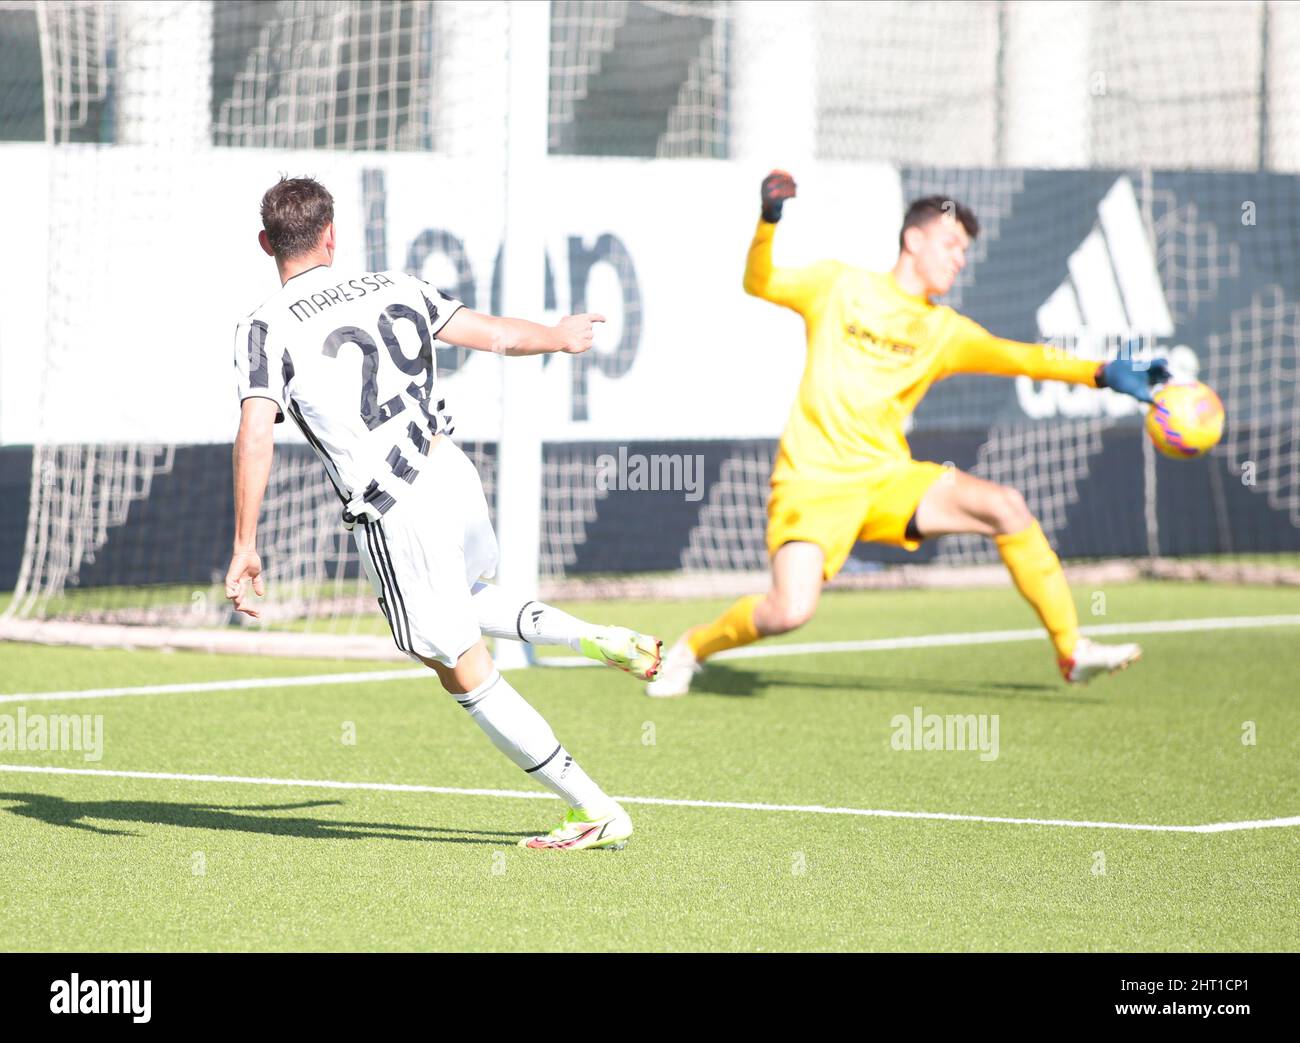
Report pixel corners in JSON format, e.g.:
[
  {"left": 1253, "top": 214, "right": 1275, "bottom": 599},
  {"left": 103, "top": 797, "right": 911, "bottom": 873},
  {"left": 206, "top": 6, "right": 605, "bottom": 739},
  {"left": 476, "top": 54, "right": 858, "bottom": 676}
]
[
  {"left": 1, "top": 0, "right": 521, "bottom": 653},
  {"left": 2, "top": 0, "right": 1297, "bottom": 658}
]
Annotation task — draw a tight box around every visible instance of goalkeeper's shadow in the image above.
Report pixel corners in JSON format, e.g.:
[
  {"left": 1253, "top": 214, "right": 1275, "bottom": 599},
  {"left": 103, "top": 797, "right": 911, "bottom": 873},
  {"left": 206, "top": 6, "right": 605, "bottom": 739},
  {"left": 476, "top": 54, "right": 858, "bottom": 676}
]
[{"left": 690, "top": 663, "right": 1098, "bottom": 703}]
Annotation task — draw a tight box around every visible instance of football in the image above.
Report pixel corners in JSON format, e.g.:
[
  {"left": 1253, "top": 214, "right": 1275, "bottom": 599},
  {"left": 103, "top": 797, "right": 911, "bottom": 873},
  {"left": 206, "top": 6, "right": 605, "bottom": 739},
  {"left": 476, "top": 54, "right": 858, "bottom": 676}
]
[{"left": 1145, "top": 381, "right": 1226, "bottom": 458}]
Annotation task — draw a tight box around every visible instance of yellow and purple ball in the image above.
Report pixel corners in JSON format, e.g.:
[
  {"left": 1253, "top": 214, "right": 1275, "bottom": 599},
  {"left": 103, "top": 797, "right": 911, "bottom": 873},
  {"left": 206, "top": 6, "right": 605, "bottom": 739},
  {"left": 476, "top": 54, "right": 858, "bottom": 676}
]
[{"left": 1145, "top": 381, "right": 1225, "bottom": 459}]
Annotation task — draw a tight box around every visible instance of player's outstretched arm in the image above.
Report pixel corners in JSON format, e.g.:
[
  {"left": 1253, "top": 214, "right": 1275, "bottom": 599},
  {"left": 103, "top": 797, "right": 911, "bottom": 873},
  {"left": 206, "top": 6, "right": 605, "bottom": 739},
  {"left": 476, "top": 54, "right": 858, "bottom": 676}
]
[
  {"left": 942, "top": 320, "right": 1171, "bottom": 400},
  {"left": 225, "top": 397, "right": 279, "bottom": 619},
  {"left": 437, "top": 308, "right": 605, "bottom": 356}
]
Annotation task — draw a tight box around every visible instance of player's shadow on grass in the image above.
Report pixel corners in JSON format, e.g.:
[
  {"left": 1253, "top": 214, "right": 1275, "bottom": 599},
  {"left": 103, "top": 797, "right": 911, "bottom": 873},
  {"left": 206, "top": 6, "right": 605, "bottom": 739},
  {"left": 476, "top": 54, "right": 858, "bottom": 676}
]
[
  {"left": 692, "top": 664, "right": 1095, "bottom": 703},
  {"left": 0, "top": 792, "right": 531, "bottom": 844}
]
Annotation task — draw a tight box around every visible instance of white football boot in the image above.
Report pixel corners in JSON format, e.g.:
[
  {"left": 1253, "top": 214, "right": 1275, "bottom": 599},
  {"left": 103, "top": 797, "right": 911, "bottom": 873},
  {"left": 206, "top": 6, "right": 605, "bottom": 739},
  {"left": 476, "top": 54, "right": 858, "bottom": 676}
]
[
  {"left": 1060, "top": 637, "right": 1142, "bottom": 684},
  {"left": 518, "top": 803, "right": 633, "bottom": 851},
  {"left": 644, "top": 636, "right": 701, "bottom": 698},
  {"left": 578, "top": 628, "right": 662, "bottom": 681}
]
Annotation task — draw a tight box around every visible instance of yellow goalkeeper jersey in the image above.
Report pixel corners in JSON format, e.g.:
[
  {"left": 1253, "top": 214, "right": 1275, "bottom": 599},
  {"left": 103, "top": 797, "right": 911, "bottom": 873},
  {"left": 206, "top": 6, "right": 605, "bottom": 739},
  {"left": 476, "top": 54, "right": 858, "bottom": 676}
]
[{"left": 744, "top": 219, "right": 1101, "bottom": 484}]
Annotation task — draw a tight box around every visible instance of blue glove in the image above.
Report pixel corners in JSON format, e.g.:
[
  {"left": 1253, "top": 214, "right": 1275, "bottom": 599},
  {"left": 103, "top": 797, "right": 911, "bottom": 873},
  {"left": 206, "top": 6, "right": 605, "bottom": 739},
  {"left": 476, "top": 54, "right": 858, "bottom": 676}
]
[{"left": 1096, "top": 357, "right": 1172, "bottom": 404}]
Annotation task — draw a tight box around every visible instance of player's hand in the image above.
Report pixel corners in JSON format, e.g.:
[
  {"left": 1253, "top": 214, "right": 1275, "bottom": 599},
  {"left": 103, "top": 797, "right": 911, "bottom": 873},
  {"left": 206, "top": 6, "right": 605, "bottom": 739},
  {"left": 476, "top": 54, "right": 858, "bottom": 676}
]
[
  {"left": 761, "top": 169, "right": 797, "bottom": 223},
  {"left": 554, "top": 313, "right": 606, "bottom": 354},
  {"left": 224, "top": 549, "right": 266, "bottom": 619},
  {"left": 1096, "top": 356, "right": 1172, "bottom": 404}
]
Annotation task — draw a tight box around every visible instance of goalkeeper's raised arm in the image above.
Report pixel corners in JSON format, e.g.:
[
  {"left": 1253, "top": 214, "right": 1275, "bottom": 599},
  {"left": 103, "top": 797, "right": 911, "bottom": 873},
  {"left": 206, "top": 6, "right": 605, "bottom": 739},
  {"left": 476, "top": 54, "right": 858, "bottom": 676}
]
[{"left": 742, "top": 169, "right": 839, "bottom": 315}]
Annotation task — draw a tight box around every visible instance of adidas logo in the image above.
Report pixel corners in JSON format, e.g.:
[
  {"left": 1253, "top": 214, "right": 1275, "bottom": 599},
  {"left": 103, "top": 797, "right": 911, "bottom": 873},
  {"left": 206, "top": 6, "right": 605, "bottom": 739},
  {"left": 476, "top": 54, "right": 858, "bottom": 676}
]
[
  {"left": 560, "top": 754, "right": 573, "bottom": 778},
  {"left": 1022, "top": 176, "right": 1176, "bottom": 420}
]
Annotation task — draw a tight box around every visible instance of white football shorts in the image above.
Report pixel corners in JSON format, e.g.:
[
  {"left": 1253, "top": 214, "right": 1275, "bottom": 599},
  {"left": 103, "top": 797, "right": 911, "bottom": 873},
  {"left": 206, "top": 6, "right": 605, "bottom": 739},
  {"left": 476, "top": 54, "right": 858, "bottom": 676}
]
[{"left": 352, "top": 437, "right": 499, "bottom": 666}]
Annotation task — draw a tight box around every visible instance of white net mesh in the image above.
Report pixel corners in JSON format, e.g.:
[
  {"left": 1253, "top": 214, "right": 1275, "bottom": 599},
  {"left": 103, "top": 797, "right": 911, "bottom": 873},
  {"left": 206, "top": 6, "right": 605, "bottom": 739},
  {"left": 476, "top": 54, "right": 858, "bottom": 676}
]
[
  {"left": 1208, "top": 284, "right": 1300, "bottom": 528},
  {"left": 548, "top": 0, "right": 627, "bottom": 154},
  {"left": 34, "top": 0, "right": 113, "bottom": 137},
  {"left": 540, "top": 446, "right": 611, "bottom": 580},
  {"left": 212, "top": 0, "right": 438, "bottom": 152},
  {"left": 13, "top": 445, "right": 176, "bottom": 620},
  {"left": 680, "top": 443, "right": 775, "bottom": 573},
  {"left": 816, "top": 1, "right": 1004, "bottom": 166},
  {"left": 935, "top": 421, "right": 1106, "bottom": 566},
  {"left": 1152, "top": 193, "right": 1243, "bottom": 326},
  {"left": 5, "top": 0, "right": 511, "bottom": 636},
  {"left": 548, "top": 0, "right": 725, "bottom": 158}
]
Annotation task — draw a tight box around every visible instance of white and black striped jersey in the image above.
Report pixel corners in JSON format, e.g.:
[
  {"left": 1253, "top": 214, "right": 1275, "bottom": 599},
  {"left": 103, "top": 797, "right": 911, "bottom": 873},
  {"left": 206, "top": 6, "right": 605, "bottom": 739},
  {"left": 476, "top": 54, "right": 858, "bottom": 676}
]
[{"left": 234, "top": 264, "right": 463, "bottom": 517}]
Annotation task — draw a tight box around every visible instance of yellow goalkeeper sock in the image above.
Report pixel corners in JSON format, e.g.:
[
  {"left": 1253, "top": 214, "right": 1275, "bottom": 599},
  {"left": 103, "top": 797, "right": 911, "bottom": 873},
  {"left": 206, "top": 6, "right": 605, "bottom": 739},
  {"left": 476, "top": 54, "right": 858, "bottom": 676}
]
[
  {"left": 686, "top": 594, "right": 764, "bottom": 661},
  {"left": 996, "top": 521, "right": 1079, "bottom": 660}
]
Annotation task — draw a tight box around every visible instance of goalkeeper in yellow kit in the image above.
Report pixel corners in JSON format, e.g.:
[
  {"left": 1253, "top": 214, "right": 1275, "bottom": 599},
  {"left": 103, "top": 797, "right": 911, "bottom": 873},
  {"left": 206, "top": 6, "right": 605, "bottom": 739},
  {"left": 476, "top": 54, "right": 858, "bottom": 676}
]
[{"left": 647, "top": 171, "right": 1171, "bottom": 696}]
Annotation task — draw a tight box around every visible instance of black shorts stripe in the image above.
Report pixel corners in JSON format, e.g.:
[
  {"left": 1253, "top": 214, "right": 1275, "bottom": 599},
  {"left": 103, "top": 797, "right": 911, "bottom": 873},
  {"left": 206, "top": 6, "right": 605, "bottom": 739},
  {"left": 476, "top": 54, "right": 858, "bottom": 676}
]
[
  {"left": 364, "top": 520, "right": 409, "bottom": 654},
  {"left": 374, "top": 521, "right": 413, "bottom": 654},
  {"left": 523, "top": 743, "right": 563, "bottom": 774},
  {"left": 375, "top": 525, "right": 411, "bottom": 654},
  {"left": 361, "top": 521, "right": 400, "bottom": 652}
]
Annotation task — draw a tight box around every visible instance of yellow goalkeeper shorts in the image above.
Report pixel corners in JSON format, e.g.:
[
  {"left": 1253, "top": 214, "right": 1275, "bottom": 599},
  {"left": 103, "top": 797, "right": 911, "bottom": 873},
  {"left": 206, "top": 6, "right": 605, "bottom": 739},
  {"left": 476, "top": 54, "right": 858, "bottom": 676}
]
[{"left": 766, "top": 458, "right": 951, "bottom": 580}]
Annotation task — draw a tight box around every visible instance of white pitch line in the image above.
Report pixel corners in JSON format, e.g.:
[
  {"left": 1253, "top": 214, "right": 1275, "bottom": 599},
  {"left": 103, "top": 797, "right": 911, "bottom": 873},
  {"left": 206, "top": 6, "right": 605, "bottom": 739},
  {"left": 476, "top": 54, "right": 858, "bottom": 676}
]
[
  {"left": 0, "top": 764, "right": 1295, "bottom": 835},
  {"left": 0, "top": 668, "right": 427, "bottom": 705},
  {"left": 540, "top": 613, "right": 1300, "bottom": 667},
  {"left": 4, "top": 614, "right": 1299, "bottom": 702}
]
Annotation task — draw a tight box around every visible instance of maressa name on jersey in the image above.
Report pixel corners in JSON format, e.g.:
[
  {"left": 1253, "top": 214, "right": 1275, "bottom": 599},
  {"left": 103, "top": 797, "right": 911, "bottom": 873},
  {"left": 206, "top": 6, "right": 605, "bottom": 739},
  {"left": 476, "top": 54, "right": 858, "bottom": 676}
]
[{"left": 289, "top": 271, "right": 397, "bottom": 323}]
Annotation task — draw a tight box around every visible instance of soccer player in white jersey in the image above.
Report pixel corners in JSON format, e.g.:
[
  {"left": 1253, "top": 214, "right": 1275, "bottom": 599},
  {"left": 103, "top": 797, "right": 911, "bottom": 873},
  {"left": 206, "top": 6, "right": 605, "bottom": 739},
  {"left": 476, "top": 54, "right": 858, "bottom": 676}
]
[{"left": 225, "top": 177, "right": 660, "bottom": 851}]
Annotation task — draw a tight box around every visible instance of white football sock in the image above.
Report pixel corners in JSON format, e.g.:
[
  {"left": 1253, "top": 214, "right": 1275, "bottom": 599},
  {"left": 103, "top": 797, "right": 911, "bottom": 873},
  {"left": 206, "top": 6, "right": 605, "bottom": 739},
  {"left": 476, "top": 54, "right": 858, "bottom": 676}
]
[
  {"left": 455, "top": 669, "right": 612, "bottom": 814},
  {"left": 470, "top": 582, "right": 592, "bottom": 652}
]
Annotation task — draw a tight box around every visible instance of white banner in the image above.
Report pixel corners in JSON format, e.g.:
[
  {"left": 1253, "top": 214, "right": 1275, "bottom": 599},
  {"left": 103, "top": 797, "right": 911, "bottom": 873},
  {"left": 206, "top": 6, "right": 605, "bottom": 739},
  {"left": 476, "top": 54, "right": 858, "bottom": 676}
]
[{"left": 0, "top": 147, "right": 902, "bottom": 444}]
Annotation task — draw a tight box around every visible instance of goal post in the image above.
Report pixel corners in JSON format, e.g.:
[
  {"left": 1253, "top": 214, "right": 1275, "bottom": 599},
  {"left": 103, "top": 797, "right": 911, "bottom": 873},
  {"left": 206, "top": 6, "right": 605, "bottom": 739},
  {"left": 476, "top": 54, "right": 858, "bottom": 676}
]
[{"left": 493, "top": 0, "right": 552, "bottom": 671}]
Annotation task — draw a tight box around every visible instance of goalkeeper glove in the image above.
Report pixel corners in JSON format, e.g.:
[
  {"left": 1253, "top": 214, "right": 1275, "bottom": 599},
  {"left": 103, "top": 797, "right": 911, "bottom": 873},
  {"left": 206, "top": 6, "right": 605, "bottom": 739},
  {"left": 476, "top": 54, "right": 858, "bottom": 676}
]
[
  {"left": 761, "top": 170, "right": 797, "bottom": 223},
  {"left": 1095, "top": 356, "right": 1172, "bottom": 404}
]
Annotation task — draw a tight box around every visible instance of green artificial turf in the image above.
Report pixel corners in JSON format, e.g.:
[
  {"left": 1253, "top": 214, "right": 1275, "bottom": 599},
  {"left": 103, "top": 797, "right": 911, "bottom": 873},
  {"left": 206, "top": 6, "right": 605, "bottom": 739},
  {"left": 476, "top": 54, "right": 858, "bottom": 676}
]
[{"left": 1, "top": 582, "right": 1296, "bottom": 951}]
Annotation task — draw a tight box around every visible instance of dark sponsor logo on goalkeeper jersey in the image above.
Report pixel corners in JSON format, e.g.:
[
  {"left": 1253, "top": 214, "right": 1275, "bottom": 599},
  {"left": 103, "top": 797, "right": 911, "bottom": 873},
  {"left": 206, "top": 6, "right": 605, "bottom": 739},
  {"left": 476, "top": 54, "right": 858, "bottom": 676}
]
[
  {"left": 845, "top": 323, "right": 916, "bottom": 356},
  {"left": 289, "top": 272, "right": 396, "bottom": 322}
]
